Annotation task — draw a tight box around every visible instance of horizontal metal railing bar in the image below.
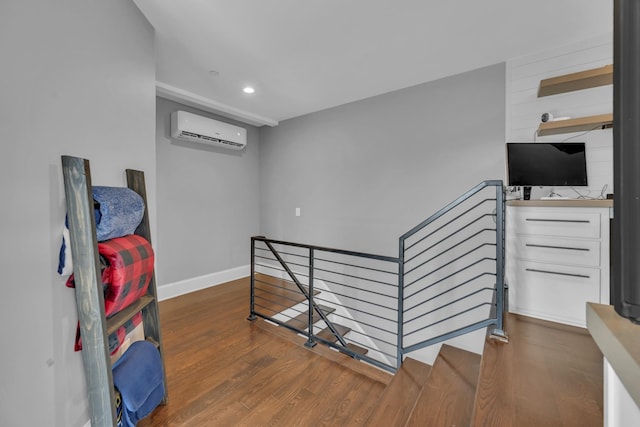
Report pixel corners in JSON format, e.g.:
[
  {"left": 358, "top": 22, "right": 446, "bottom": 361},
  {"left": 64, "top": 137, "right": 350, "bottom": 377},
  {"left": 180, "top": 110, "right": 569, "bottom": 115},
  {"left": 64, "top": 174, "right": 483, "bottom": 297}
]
[
  {"left": 305, "top": 323, "right": 391, "bottom": 355},
  {"left": 253, "top": 310, "right": 397, "bottom": 373},
  {"left": 404, "top": 272, "right": 495, "bottom": 313},
  {"left": 404, "top": 302, "right": 492, "bottom": 338},
  {"left": 405, "top": 256, "right": 495, "bottom": 291},
  {"left": 254, "top": 287, "right": 310, "bottom": 308},
  {"left": 253, "top": 311, "right": 309, "bottom": 336},
  {"left": 253, "top": 262, "right": 287, "bottom": 273},
  {"left": 342, "top": 336, "right": 398, "bottom": 359},
  {"left": 405, "top": 243, "right": 496, "bottom": 286},
  {"left": 313, "top": 267, "right": 398, "bottom": 288},
  {"left": 404, "top": 199, "right": 495, "bottom": 253},
  {"left": 254, "top": 254, "right": 308, "bottom": 268},
  {"left": 253, "top": 265, "right": 310, "bottom": 282},
  {"left": 255, "top": 246, "right": 310, "bottom": 261},
  {"left": 262, "top": 239, "right": 350, "bottom": 348},
  {"left": 405, "top": 225, "right": 495, "bottom": 270},
  {"left": 313, "top": 256, "right": 398, "bottom": 275},
  {"left": 313, "top": 276, "right": 397, "bottom": 298},
  {"left": 253, "top": 277, "right": 305, "bottom": 293},
  {"left": 338, "top": 329, "right": 396, "bottom": 352},
  {"left": 312, "top": 287, "right": 397, "bottom": 312},
  {"left": 252, "top": 236, "right": 399, "bottom": 264},
  {"left": 402, "top": 318, "right": 497, "bottom": 355},
  {"left": 254, "top": 297, "right": 305, "bottom": 316},
  {"left": 253, "top": 279, "right": 298, "bottom": 294},
  {"left": 405, "top": 213, "right": 495, "bottom": 263},
  {"left": 400, "top": 180, "right": 502, "bottom": 241},
  {"left": 255, "top": 255, "right": 312, "bottom": 273},
  {"left": 317, "top": 307, "right": 397, "bottom": 337},
  {"left": 312, "top": 334, "right": 397, "bottom": 373},
  {"left": 342, "top": 331, "right": 396, "bottom": 359},
  {"left": 313, "top": 296, "right": 397, "bottom": 325},
  {"left": 404, "top": 287, "right": 495, "bottom": 325}
]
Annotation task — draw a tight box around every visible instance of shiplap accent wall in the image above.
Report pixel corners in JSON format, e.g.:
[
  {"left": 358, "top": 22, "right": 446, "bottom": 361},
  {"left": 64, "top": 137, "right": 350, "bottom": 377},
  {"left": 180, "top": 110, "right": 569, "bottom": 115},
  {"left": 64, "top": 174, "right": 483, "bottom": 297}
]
[{"left": 506, "top": 34, "right": 613, "bottom": 198}]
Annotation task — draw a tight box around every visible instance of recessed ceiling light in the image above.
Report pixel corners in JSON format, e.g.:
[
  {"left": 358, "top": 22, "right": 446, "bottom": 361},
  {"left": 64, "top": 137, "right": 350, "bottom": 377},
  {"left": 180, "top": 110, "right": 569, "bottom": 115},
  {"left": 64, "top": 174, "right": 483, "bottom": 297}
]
[{"left": 243, "top": 86, "right": 255, "bottom": 94}]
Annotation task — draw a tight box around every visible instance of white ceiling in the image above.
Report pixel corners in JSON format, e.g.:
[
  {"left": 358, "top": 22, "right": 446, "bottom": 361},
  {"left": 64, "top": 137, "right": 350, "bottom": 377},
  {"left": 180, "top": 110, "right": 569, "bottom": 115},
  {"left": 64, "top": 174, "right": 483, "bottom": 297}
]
[{"left": 133, "top": 0, "right": 612, "bottom": 127}]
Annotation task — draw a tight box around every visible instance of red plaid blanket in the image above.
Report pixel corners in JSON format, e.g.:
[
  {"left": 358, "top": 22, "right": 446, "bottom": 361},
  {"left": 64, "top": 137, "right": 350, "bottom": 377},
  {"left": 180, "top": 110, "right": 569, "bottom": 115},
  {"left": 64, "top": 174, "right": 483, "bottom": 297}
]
[{"left": 67, "top": 234, "right": 155, "bottom": 317}]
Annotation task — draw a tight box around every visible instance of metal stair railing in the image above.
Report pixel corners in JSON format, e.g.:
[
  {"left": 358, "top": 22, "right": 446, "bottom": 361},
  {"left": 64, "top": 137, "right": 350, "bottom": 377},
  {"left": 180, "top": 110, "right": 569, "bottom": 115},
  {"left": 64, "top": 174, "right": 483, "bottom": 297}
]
[
  {"left": 398, "top": 180, "right": 507, "bottom": 365},
  {"left": 250, "top": 236, "right": 400, "bottom": 372},
  {"left": 249, "top": 180, "right": 507, "bottom": 372}
]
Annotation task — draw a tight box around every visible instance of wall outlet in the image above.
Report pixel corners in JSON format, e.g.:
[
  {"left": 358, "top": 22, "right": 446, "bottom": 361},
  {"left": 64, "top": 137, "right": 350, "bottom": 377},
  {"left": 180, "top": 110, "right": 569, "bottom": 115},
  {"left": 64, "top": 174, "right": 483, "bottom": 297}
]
[{"left": 295, "top": 207, "right": 301, "bottom": 217}]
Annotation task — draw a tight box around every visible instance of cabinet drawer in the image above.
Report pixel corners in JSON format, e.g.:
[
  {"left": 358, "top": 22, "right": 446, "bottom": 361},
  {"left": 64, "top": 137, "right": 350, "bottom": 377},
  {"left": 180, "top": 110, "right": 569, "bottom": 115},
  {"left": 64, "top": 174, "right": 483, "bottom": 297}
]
[
  {"left": 515, "top": 236, "right": 601, "bottom": 267},
  {"left": 511, "top": 210, "right": 600, "bottom": 239},
  {"left": 510, "top": 260, "right": 601, "bottom": 327}
]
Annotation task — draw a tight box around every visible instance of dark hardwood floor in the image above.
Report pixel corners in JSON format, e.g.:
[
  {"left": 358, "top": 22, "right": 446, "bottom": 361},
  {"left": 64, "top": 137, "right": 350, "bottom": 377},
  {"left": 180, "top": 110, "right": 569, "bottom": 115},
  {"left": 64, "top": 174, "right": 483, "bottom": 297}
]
[
  {"left": 138, "top": 277, "right": 391, "bottom": 427},
  {"left": 472, "top": 314, "right": 604, "bottom": 427},
  {"left": 137, "top": 276, "right": 604, "bottom": 426}
]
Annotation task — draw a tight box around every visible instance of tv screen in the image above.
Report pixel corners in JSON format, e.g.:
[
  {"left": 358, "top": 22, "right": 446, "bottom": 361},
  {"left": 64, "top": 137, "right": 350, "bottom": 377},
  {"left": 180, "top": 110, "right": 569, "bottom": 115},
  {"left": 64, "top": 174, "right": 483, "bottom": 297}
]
[{"left": 507, "top": 142, "right": 588, "bottom": 186}]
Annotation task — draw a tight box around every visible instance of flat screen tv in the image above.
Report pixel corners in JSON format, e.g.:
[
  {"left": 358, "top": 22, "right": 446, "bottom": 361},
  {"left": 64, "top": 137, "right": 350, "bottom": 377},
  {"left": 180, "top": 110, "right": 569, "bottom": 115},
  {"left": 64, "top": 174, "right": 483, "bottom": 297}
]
[{"left": 506, "top": 142, "right": 588, "bottom": 187}]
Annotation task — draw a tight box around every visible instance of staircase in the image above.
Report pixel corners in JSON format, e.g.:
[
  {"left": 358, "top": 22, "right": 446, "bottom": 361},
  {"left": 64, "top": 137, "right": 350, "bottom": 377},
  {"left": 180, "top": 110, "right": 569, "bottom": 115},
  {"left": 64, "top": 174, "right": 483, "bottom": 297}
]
[
  {"left": 246, "top": 178, "right": 606, "bottom": 425},
  {"left": 255, "top": 311, "right": 603, "bottom": 426},
  {"left": 366, "top": 345, "right": 481, "bottom": 426}
]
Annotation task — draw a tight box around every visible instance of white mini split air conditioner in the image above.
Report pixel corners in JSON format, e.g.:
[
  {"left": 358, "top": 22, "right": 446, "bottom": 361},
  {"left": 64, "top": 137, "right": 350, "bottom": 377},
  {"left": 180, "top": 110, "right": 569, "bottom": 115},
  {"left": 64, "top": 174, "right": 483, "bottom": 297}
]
[{"left": 170, "top": 110, "right": 247, "bottom": 150}]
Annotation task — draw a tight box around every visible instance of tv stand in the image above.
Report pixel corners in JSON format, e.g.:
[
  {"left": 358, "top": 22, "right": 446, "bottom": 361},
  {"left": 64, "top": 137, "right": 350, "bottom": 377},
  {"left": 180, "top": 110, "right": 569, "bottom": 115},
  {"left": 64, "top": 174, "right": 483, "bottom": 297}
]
[{"left": 506, "top": 200, "right": 612, "bottom": 327}]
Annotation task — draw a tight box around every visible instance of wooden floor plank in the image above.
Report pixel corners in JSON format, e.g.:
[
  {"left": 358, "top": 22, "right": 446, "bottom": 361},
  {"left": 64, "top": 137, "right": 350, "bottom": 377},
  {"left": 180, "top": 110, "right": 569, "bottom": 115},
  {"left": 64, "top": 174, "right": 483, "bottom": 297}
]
[
  {"left": 471, "top": 313, "right": 603, "bottom": 427},
  {"left": 137, "top": 277, "right": 387, "bottom": 427},
  {"left": 364, "top": 357, "right": 432, "bottom": 427},
  {"left": 406, "top": 344, "right": 481, "bottom": 426},
  {"left": 136, "top": 275, "right": 603, "bottom": 427}
]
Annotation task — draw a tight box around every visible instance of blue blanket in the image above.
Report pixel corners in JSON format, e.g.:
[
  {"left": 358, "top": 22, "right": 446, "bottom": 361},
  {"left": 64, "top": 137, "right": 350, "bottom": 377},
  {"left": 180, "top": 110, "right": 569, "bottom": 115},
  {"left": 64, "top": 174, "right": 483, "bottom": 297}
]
[
  {"left": 58, "top": 186, "right": 145, "bottom": 275},
  {"left": 92, "top": 186, "right": 145, "bottom": 242},
  {"left": 112, "top": 341, "right": 164, "bottom": 426}
]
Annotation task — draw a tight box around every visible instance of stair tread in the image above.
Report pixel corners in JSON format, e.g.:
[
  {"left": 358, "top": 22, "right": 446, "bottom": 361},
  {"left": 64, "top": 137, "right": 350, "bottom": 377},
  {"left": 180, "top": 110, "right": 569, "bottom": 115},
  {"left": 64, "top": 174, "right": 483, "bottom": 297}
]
[
  {"left": 345, "top": 342, "right": 368, "bottom": 356},
  {"left": 364, "top": 357, "right": 432, "bottom": 427},
  {"left": 406, "top": 344, "right": 481, "bottom": 427},
  {"left": 317, "top": 324, "right": 369, "bottom": 355},
  {"left": 284, "top": 305, "right": 335, "bottom": 330},
  {"left": 316, "top": 324, "right": 351, "bottom": 342}
]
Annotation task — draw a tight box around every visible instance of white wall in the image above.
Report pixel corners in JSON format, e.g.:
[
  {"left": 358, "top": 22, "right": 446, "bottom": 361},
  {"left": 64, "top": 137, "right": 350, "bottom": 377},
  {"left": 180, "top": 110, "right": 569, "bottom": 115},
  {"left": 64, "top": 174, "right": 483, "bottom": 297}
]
[
  {"left": 507, "top": 34, "right": 613, "bottom": 198},
  {"left": 155, "top": 98, "right": 260, "bottom": 297},
  {"left": 0, "top": 1, "right": 155, "bottom": 426}
]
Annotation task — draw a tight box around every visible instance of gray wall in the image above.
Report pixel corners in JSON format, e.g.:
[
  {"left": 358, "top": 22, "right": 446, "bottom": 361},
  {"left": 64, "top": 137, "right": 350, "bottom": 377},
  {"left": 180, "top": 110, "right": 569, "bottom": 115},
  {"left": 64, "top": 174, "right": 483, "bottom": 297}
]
[
  {"left": 155, "top": 98, "right": 261, "bottom": 285},
  {"left": 259, "top": 63, "right": 506, "bottom": 257},
  {"left": 0, "top": 1, "right": 155, "bottom": 426}
]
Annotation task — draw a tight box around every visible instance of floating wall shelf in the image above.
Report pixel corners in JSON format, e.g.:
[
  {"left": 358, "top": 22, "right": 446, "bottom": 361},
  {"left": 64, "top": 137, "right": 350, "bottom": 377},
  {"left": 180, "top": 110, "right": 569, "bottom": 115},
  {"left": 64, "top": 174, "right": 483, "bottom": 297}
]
[
  {"left": 538, "top": 64, "right": 613, "bottom": 97},
  {"left": 537, "top": 113, "right": 613, "bottom": 136}
]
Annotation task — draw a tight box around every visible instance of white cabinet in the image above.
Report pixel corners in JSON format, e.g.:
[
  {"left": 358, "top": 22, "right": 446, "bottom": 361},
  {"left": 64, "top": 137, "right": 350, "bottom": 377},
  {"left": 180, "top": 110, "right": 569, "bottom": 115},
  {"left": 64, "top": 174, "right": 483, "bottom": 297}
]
[{"left": 506, "top": 202, "right": 611, "bottom": 327}]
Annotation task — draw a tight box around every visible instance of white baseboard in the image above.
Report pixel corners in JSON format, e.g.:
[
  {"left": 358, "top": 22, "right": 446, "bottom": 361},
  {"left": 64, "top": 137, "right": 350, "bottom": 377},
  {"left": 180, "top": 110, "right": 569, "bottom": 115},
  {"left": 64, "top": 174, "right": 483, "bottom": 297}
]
[{"left": 157, "top": 265, "right": 250, "bottom": 301}]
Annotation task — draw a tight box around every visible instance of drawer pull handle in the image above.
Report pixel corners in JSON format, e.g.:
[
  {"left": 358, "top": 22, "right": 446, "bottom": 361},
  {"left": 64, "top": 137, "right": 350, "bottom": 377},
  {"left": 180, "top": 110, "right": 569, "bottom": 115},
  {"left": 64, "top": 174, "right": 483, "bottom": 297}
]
[
  {"left": 525, "top": 243, "right": 590, "bottom": 252},
  {"left": 526, "top": 268, "right": 590, "bottom": 279},
  {"left": 525, "top": 218, "right": 590, "bottom": 224}
]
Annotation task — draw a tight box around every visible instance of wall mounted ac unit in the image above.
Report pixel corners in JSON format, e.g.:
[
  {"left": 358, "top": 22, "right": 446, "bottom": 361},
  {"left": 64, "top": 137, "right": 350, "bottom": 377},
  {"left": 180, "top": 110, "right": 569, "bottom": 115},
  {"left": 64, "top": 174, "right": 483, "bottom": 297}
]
[{"left": 170, "top": 110, "right": 247, "bottom": 150}]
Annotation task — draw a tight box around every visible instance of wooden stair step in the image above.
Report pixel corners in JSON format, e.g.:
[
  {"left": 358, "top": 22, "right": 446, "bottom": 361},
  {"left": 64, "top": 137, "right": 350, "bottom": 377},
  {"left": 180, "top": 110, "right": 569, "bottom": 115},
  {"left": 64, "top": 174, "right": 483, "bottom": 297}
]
[
  {"left": 284, "top": 305, "right": 335, "bottom": 330},
  {"left": 406, "top": 344, "right": 481, "bottom": 427},
  {"left": 316, "top": 324, "right": 351, "bottom": 342},
  {"left": 317, "top": 324, "right": 369, "bottom": 356},
  {"left": 364, "top": 358, "right": 432, "bottom": 427}
]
